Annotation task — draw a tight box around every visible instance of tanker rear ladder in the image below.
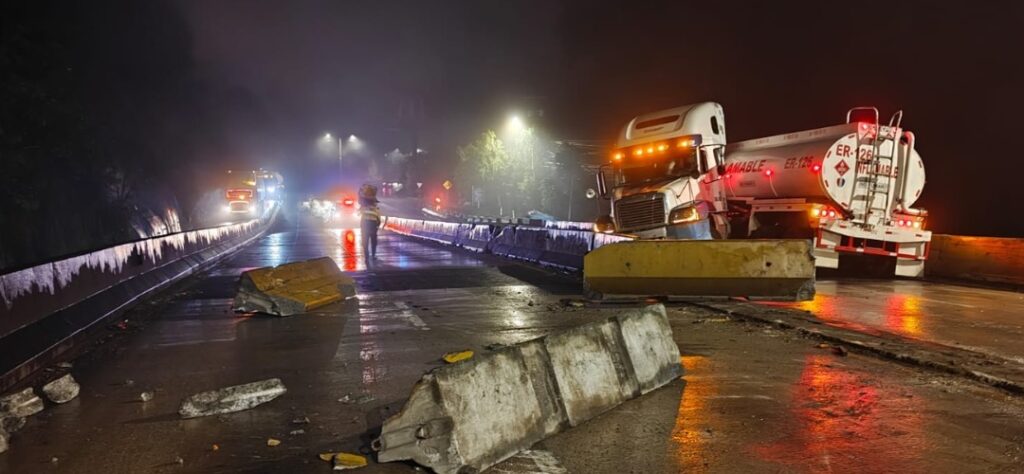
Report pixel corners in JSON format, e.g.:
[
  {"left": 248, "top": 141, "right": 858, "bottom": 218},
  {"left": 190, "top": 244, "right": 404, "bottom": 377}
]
[{"left": 846, "top": 107, "right": 903, "bottom": 228}]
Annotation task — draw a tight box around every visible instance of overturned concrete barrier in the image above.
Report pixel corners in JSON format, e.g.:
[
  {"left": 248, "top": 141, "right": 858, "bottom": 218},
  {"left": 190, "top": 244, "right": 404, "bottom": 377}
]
[
  {"left": 374, "top": 304, "right": 681, "bottom": 474},
  {"left": 233, "top": 257, "right": 356, "bottom": 316}
]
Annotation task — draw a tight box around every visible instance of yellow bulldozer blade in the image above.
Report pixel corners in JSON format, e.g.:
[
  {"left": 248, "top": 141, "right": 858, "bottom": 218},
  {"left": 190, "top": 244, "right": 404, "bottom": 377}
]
[
  {"left": 583, "top": 239, "right": 815, "bottom": 301},
  {"left": 233, "top": 256, "right": 357, "bottom": 316}
]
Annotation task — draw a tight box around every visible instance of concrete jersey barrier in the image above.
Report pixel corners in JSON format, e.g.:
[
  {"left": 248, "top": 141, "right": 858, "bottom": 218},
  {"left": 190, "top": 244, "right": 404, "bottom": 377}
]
[
  {"left": 926, "top": 235, "right": 1024, "bottom": 287},
  {"left": 0, "top": 209, "right": 276, "bottom": 392},
  {"left": 374, "top": 304, "right": 681, "bottom": 474}
]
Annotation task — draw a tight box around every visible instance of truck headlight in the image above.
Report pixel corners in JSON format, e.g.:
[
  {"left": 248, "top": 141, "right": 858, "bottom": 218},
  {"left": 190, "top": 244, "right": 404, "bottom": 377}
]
[{"left": 668, "top": 205, "right": 701, "bottom": 224}]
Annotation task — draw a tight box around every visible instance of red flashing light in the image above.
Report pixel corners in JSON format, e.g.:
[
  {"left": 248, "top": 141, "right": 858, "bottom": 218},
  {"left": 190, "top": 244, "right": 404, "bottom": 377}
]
[
  {"left": 828, "top": 210, "right": 836, "bottom": 218},
  {"left": 434, "top": 196, "right": 442, "bottom": 204},
  {"left": 342, "top": 198, "right": 354, "bottom": 206},
  {"left": 764, "top": 169, "right": 774, "bottom": 177},
  {"left": 811, "top": 164, "right": 822, "bottom": 173}
]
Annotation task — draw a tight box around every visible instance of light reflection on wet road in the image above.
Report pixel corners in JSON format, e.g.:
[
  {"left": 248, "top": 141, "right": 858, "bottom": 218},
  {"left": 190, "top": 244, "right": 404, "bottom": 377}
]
[
  {"left": 768, "top": 279, "right": 1024, "bottom": 362},
  {"left": 3, "top": 216, "right": 1023, "bottom": 473}
]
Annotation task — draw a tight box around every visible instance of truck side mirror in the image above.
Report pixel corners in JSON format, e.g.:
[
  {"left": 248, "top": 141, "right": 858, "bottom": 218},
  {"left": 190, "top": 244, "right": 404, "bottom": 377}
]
[{"left": 596, "top": 168, "right": 609, "bottom": 199}]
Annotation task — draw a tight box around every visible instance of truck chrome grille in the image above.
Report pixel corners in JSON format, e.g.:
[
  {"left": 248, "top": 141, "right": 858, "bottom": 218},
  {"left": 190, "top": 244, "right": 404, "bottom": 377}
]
[{"left": 614, "top": 193, "right": 665, "bottom": 231}]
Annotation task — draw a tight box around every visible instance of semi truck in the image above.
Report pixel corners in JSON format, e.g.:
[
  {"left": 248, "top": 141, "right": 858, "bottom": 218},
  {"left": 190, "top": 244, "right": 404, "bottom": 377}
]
[{"left": 595, "top": 102, "right": 931, "bottom": 277}]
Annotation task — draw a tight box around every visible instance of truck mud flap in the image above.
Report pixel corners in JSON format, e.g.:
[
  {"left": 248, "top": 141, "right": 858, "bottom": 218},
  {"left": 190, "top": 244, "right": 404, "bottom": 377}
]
[
  {"left": 373, "top": 304, "right": 681, "bottom": 474},
  {"left": 583, "top": 239, "right": 815, "bottom": 301},
  {"left": 233, "top": 256, "right": 356, "bottom": 316}
]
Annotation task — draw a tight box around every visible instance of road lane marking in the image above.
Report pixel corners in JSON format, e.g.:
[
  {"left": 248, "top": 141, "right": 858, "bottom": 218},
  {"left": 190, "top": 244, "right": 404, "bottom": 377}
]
[{"left": 394, "top": 301, "right": 429, "bottom": 330}]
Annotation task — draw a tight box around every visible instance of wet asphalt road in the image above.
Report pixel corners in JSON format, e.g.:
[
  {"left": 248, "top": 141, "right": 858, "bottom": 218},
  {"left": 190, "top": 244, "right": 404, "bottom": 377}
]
[
  {"left": 2, "top": 214, "right": 1023, "bottom": 473},
  {"left": 768, "top": 279, "right": 1024, "bottom": 364}
]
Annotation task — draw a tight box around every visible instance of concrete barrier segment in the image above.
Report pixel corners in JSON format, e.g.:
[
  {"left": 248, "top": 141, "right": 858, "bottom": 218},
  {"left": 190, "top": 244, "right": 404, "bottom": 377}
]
[
  {"left": 583, "top": 239, "right": 816, "bottom": 301},
  {"left": 233, "top": 256, "right": 356, "bottom": 316},
  {"left": 374, "top": 304, "right": 680, "bottom": 474}
]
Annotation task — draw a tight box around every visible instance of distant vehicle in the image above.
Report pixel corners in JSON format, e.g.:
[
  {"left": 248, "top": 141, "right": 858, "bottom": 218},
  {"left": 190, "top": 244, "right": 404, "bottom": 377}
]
[
  {"left": 596, "top": 102, "right": 931, "bottom": 276},
  {"left": 225, "top": 188, "right": 256, "bottom": 215}
]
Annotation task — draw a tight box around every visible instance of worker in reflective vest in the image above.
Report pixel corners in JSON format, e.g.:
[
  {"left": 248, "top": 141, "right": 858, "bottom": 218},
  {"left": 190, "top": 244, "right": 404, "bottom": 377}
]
[{"left": 359, "top": 184, "right": 381, "bottom": 262}]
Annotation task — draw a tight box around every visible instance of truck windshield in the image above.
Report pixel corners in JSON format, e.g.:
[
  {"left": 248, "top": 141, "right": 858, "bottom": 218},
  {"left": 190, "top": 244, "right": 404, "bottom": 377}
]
[{"left": 615, "top": 149, "right": 698, "bottom": 186}]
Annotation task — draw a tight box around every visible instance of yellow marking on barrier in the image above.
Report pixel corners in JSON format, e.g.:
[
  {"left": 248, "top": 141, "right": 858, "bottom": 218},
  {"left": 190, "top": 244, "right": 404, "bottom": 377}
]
[
  {"left": 236, "top": 257, "right": 356, "bottom": 315},
  {"left": 583, "top": 240, "right": 815, "bottom": 301}
]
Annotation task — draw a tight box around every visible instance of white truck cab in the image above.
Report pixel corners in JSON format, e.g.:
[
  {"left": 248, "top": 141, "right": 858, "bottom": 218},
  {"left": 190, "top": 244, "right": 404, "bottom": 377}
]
[{"left": 597, "top": 102, "right": 730, "bottom": 239}]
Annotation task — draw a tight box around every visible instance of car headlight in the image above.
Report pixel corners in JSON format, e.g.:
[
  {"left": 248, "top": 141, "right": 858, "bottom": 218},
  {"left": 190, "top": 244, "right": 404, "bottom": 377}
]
[{"left": 668, "top": 205, "right": 701, "bottom": 224}]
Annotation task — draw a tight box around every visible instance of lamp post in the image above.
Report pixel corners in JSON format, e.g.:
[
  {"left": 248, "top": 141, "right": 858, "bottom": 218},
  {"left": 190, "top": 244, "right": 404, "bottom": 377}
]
[{"left": 322, "top": 133, "right": 359, "bottom": 181}]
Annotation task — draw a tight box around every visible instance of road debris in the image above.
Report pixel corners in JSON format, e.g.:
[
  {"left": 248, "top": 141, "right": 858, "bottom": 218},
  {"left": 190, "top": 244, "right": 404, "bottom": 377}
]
[
  {"left": 319, "top": 452, "right": 335, "bottom": 462},
  {"left": 442, "top": 350, "right": 473, "bottom": 364},
  {"left": 559, "top": 298, "right": 585, "bottom": 308},
  {"left": 292, "top": 416, "right": 310, "bottom": 424},
  {"left": 42, "top": 374, "right": 80, "bottom": 404},
  {"left": 124, "top": 379, "right": 135, "bottom": 386},
  {"left": 0, "top": 388, "right": 44, "bottom": 418},
  {"left": 289, "top": 429, "right": 305, "bottom": 435},
  {"left": 832, "top": 345, "right": 849, "bottom": 357},
  {"left": 174, "top": 456, "right": 184, "bottom": 465},
  {"left": 0, "top": 431, "right": 7, "bottom": 454},
  {"left": 338, "top": 394, "right": 375, "bottom": 404},
  {"left": 1, "top": 415, "right": 26, "bottom": 434},
  {"left": 212, "top": 444, "right": 220, "bottom": 451},
  {"left": 484, "top": 343, "right": 508, "bottom": 351},
  {"left": 139, "top": 391, "right": 154, "bottom": 402},
  {"left": 56, "top": 362, "right": 73, "bottom": 369},
  {"left": 267, "top": 438, "right": 281, "bottom": 447},
  {"left": 333, "top": 452, "right": 368, "bottom": 470},
  {"left": 233, "top": 257, "right": 356, "bottom": 316},
  {"left": 178, "top": 378, "right": 287, "bottom": 419}
]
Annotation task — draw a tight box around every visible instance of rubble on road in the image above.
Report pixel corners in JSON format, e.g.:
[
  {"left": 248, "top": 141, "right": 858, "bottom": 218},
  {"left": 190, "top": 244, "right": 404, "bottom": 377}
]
[
  {"left": 333, "top": 452, "right": 368, "bottom": 470},
  {"left": 338, "top": 394, "right": 375, "bottom": 404},
  {"left": 178, "top": 378, "right": 287, "bottom": 419},
  {"left": 0, "top": 388, "right": 44, "bottom": 418},
  {"left": 289, "top": 429, "right": 305, "bottom": 435},
  {"left": 0, "top": 431, "right": 7, "bottom": 454},
  {"left": 267, "top": 438, "right": 281, "bottom": 447},
  {"left": 42, "top": 374, "right": 80, "bottom": 404},
  {"left": 291, "top": 416, "right": 310, "bottom": 424},
  {"left": 139, "top": 391, "right": 154, "bottom": 402},
  {"left": 442, "top": 350, "right": 473, "bottom": 363},
  {"left": 1, "top": 415, "right": 26, "bottom": 434}
]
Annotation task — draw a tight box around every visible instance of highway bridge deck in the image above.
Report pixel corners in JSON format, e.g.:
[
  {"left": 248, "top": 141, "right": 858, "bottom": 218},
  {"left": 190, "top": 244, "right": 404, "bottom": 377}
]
[{"left": 2, "top": 215, "right": 1022, "bottom": 473}]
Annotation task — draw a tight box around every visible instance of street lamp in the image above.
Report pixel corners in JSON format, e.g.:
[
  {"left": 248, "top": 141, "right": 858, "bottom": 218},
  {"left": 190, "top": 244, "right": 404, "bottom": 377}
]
[{"left": 321, "top": 133, "right": 360, "bottom": 180}]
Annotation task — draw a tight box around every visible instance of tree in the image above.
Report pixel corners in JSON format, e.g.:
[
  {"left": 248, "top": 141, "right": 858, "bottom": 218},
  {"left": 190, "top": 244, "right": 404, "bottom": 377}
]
[{"left": 456, "top": 130, "right": 509, "bottom": 215}]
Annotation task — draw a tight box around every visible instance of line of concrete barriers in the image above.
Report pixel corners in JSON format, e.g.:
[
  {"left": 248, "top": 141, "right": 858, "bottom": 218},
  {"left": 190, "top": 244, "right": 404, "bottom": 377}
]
[
  {"left": 382, "top": 216, "right": 631, "bottom": 271},
  {"left": 385, "top": 216, "right": 1024, "bottom": 288}
]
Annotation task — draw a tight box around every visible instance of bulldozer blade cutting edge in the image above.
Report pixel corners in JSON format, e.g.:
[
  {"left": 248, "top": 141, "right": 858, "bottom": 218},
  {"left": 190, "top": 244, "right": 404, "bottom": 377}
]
[{"left": 583, "top": 239, "right": 815, "bottom": 301}]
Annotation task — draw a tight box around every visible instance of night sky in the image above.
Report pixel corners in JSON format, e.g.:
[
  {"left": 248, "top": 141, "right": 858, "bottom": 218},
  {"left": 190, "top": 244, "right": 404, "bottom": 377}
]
[{"left": 16, "top": 0, "right": 1024, "bottom": 236}]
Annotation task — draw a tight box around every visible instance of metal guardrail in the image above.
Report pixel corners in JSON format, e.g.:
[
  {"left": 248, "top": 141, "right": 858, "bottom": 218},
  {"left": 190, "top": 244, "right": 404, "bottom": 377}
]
[{"left": 0, "top": 208, "right": 278, "bottom": 391}]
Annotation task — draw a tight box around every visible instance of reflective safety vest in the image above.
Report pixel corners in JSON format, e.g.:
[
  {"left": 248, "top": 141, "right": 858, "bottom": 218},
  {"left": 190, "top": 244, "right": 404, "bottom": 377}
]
[{"left": 361, "top": 206, "right": 381, "bottom": 221}]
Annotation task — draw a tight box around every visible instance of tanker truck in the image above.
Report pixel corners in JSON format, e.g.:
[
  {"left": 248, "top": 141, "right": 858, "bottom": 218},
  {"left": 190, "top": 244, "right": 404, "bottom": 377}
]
[{"left": 595, "top": 102, "right": 931, "bottom": 277}]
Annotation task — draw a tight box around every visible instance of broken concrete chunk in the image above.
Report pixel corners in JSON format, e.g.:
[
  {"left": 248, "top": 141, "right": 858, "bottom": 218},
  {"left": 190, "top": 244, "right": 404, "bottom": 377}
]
[
  {"left": 179, "top": 378, "right": 286, "bottom": 419},
  {"left": 139, "top": 391, "right": 154, "bottom": 402},
  {"left": 1, "top": 416, "right": 26, "bottom": 434},
  {"left": 42, "top": 374, "right": 80, "bottom": 404},
  {"left": 267, "top": 438, "right": 281, "bottom": 447},
  {"left": 0, "top": 388, "right": 44, "bottom": 418},
  {"left": 0, "top": 431, "right": 8, "bottom": 455}
]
